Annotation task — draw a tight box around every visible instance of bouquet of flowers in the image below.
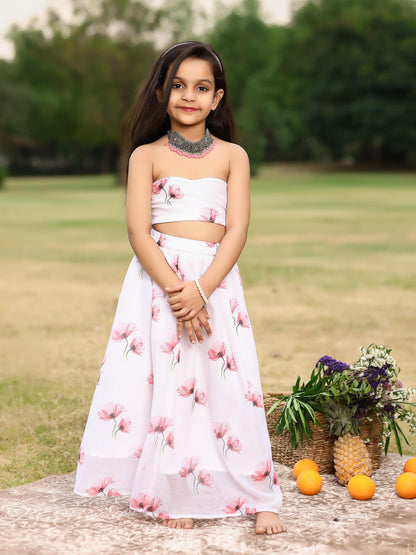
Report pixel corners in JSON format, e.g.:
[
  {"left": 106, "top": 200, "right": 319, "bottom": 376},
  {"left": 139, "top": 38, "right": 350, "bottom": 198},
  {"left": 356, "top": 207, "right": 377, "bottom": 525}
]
[{"left": 269, "top": 344, "right": 416, "bottom": 484}]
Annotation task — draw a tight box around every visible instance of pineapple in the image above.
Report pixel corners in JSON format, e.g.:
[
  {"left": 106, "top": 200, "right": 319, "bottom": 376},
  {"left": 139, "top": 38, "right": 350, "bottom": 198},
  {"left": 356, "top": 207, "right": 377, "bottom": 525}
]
[{"left": 324, "top": 401, "right": 372, "bottom": 485}]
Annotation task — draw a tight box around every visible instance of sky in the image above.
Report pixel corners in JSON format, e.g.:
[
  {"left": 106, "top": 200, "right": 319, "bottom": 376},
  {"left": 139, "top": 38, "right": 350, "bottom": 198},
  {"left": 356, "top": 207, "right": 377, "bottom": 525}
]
[{"left": 0, "top": 0, "right": 292, "bottom": 59}]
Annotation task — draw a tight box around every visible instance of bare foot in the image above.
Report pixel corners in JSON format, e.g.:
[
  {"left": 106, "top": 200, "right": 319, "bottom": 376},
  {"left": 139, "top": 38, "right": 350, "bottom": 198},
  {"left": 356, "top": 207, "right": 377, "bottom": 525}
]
[
  {"left": 162, "top": 518, "right": 193, "bottom": 529},
  {"left": 255, "top": 511, "right": 286, "bottom": 535}
]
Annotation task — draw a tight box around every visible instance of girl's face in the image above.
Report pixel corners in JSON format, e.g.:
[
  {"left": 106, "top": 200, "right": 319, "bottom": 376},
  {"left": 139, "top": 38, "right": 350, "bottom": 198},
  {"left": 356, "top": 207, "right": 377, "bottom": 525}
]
[{"left": 165, "top": 57, "right": 224, "bottom": 132}]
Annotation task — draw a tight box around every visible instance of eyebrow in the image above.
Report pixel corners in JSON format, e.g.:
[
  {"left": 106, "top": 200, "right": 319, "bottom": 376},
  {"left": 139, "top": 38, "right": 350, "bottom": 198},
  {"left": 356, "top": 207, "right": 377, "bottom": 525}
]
[{"left": 173, "top": 76, "right": 213, "bottom": 85}]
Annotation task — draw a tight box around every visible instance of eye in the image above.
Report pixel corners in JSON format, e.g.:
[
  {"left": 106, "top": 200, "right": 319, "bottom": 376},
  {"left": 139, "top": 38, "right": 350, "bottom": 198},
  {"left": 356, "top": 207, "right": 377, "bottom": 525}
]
[
  {"left": 197, "top": 86, "right": 209, "bottom": 92},
  {"left": 172, "top": 82, "right": 183, "bottom": 89}
]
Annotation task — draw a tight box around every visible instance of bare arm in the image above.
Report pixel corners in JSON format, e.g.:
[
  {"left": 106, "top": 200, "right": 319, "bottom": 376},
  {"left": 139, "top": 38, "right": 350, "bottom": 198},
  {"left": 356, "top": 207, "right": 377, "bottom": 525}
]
[
  {"left": 167, "top": 145, "right": 250, "bottom": 318},
  {"left": 126, "top": 146, "right": 183, "bottom": 291},
  {"left": 126, "top": 146, "right": 211, "bottom": 342}
]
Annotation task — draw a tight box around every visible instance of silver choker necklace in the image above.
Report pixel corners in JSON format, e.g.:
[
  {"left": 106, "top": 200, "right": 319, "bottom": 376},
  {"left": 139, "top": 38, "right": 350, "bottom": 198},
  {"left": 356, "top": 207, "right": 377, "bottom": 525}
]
[{"left": 167, "top": 129, "right": 215, "bottom": 158}]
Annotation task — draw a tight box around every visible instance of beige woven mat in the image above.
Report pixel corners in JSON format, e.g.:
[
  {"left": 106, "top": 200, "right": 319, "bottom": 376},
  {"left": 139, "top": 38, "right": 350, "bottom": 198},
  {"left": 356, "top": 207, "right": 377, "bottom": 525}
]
[{"left": 0, "top": 454, "right": 415, "bottom": 555}]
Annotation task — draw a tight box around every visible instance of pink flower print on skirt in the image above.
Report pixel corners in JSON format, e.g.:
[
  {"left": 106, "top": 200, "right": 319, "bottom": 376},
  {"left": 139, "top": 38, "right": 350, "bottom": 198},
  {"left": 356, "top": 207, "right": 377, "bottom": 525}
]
[
  {"left": 207, "top": 341, "right": 238, "bottom": 378},
  {"left": 170, "top": 254, "right": 185, "bottom": 280},
  {"left": 245, "top": 381, "right": 264, "bottom": 408},
  {"left": 152, "top": 302, "right": 161, "bottom": 322},
  {"left": 86, "top": 477, "right": 115, "bottom": 496},
  {"left": 177, "top": 378, "right": 207, "bottom": 411},
  {"left": 111, "top": 322, "right": 137, "bottom": 358},
  {"left": 74, "top": 230, "right": 282, "bottom": 518},
  {"left": 251, "top": 460, "right": 278, "bottom": 492},
  {"left": 223, "top": 497, "right": 248, "bottom": 515},
  {"left": 214, "top": 422, "right": 241, "bottom": 458},
  {"left": 225, "top": 435, "right": 242, "bottom": 455},
  {"left": 161, "top": 335, "right": 180, "bottom": 372},
  {"left": 97, "top": 403, "right": 132, "bottom": 439},
  {"left": 235, "top": 312, "right": 250, "bottom": 334},
  {"left": 179, "top": 457, "right": 213, "bottom": 495}
]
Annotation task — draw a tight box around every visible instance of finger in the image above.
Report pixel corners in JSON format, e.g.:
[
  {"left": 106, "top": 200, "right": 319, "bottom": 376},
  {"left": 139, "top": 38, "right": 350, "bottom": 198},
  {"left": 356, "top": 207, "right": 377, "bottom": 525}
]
[
  {"left": 165, "top": 284, "right": 184, "bottom": 293},
  {"left": 167, "top": 294, "right": 182, "bottom": 305},
  {"left": 168, "top": 301, "right": 183, "bottom": 311},
  {"left": 184, "top": 320, "right": 196, "bottom": 344},
  {"left": 173, "top": 308, "right": 193, "bottom": 319},
  {"left": 199, "top": 316, "right": 212, "bottom": 336},
  {"left": 201, "top": 307, "right": 210, "bottom": 319},
  {"left": 176, "top": 319, "right": 183, "bottom": 340},
  {"left": 191, "top": 318, "right": 203, "bottom": 343},
  {"left": 177, "top": 309, "right": 198, "bottom": 321}
]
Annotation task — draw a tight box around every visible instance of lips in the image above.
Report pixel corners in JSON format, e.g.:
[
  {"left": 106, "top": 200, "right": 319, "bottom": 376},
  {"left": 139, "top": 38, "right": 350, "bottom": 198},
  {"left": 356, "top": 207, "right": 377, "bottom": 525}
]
[{"left": 179, "top": 107, "right": 197, "bottom": 112}]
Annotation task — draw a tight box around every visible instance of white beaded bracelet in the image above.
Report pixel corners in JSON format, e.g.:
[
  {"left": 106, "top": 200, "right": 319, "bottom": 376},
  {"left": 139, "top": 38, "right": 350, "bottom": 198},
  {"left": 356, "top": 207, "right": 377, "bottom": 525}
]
[{"left": 194, "top": 279, "right": 209, "bottom": 304}]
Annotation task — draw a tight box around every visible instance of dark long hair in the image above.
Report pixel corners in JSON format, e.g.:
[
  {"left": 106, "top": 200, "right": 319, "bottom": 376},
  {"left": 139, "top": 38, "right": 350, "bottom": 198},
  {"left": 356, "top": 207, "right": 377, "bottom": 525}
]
[{"left": 120, "top": 41, "right": 236, "bottom": 182}]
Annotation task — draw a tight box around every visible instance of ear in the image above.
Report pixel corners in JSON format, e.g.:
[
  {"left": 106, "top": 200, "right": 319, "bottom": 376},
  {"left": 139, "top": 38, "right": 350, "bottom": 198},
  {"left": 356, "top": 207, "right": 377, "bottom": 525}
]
[
  {"left": 211, "top": 89, "right": 224, "bottom": 111},
  {"left": 156, "top": 88, "right": 163, "bottom": 103}
]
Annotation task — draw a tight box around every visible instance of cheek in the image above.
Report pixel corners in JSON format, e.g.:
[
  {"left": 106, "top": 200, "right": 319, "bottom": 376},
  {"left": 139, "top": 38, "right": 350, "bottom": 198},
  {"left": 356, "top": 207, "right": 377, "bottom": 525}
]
[{"left": 167, "top": 91, "right": 180, "bottom": 108}]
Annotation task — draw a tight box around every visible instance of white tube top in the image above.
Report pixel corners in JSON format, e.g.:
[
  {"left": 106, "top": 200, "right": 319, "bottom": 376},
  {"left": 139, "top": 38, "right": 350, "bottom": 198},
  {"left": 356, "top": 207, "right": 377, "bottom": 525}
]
[{"left": 151, "top": 177, "right": 227, "bottom": 226}]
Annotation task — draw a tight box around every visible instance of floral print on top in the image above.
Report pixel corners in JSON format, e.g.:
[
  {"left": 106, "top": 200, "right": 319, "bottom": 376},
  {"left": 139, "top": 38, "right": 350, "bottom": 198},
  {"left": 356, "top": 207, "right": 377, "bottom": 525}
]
[{"left": 151, "top": 177, "right": 227, "bottom": 226}]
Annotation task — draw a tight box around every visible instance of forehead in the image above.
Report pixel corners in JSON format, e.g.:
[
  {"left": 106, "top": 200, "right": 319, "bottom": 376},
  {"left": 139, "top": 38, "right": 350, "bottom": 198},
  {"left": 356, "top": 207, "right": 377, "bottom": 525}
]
[{"left": 173, "top": 57, "right": 214, "bottom": 81}]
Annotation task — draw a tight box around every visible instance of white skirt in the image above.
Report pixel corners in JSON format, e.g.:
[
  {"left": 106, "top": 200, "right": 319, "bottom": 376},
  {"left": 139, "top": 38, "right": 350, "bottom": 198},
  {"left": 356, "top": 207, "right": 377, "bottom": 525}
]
[{"left": 74, "top": 230, "right": 282, "bottom": 519}]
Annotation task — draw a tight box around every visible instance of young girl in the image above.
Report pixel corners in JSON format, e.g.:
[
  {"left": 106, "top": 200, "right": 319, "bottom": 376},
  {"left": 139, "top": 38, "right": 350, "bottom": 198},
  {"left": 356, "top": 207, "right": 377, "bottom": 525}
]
[{"left": 74, "top": 41, "right": 286, "bottom": 536}]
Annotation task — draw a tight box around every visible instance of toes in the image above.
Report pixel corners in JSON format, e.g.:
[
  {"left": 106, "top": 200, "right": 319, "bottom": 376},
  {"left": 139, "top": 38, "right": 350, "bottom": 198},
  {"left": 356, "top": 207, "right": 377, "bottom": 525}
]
[
  {"left": 274, "top": 522, "right": 287, "bottom": 534},
  {"left": 164, "top": 518, "right": 193, "bottom": 529},
  {"left": 255, "top": 514, "right": 287, "bottom": 535}
]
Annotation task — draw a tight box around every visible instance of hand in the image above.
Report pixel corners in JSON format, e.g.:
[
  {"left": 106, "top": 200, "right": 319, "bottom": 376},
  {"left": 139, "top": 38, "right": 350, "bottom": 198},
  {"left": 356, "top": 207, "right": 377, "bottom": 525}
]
[
  {"left": 176, "top": 307, "right": 212, "bottom": 344},
  {"left": 165, "top": 281, "right": 205, "bottom": 321}
]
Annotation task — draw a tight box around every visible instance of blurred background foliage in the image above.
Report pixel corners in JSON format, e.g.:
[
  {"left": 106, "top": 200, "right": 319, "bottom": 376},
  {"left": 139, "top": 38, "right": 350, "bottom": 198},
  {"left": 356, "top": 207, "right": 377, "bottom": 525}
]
[{"left": 1, "top": 0, "right": 416, "bottom": 175}]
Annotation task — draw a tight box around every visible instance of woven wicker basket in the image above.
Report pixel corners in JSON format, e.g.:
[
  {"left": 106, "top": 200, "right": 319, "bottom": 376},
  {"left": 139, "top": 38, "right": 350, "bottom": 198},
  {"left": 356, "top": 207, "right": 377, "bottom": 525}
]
[{"left": 264, "top": 393, "right": 383, "bottom": 474}]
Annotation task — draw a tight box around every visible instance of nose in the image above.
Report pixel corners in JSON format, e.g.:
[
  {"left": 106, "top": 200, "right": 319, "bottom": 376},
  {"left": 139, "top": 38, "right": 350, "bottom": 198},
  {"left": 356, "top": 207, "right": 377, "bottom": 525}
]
[{"left": 182, "top": 87, "right": 195, "bottom": 102}]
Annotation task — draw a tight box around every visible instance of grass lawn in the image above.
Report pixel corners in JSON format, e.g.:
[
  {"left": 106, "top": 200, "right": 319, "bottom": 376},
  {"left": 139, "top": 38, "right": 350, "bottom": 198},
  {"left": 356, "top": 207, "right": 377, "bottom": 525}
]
[{"left": 1, "top": 167, "right": 415, "bottom": 488}]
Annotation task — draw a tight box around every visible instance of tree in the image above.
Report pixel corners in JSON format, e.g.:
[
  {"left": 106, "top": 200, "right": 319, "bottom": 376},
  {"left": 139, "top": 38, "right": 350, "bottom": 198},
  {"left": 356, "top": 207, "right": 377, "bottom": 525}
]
[
  {"left": 279, "top": 0, "right": 416, "bottom": 164},
  {"left": 4, "top": 4, "right": 158, "bottom": 173},
  {"left": 207, "top": 0, "right": 273, "bottom": 112},
  {"left": 2, "top": 0, "right": 207, "bottom": 174}
]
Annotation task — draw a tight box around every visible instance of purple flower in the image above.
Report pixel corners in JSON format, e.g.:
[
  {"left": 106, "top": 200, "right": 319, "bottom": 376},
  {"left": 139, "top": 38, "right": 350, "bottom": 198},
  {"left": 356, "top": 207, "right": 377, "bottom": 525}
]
[
  {"left": 316, "top": 355, "right": 350, "bottom": 375},
  {"left": 384, "top": 403, "right": 397, "bottom": 417}
]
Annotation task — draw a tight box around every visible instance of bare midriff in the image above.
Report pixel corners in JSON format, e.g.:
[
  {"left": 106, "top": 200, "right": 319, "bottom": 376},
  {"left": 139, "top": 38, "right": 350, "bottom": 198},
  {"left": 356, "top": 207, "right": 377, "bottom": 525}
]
[{"left": 152, "top": 221, "right": 226, "bottom": 243}]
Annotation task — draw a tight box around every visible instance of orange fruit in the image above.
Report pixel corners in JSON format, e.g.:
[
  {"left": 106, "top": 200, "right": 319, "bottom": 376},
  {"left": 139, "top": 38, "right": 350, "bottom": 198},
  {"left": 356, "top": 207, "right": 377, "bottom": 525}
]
[
  {"left": 347, "top": 475, "right": 376, "bottom": 500},
  {"left": 293, "top": 458, "right": 319, "bottom": 479},
  {"left": 296, "top": 470, "right": 323, "bottom": 495},
  {"left": 395, "top": 472, "right": 416, "bottom": 499},
  {"left": 403, "top": 457, "right": 416, "bottom": 474}
]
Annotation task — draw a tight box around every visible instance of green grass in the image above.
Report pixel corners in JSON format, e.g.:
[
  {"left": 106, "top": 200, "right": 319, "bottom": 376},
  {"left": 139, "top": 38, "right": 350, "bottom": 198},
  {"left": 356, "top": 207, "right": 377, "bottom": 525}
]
[{"left": 1, "top": 168, "right": 415, "bottom": 488}]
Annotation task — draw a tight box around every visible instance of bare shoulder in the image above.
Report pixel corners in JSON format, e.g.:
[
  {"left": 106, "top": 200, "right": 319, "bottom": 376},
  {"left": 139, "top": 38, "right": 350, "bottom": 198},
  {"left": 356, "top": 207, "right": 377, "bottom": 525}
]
[
  {"left": 229, "top": 143, "right": 249, "bottom": 165},
  {"left": 130, "top": 138, "right": 165, "bottom": 163},
  {"left": 228, "top": 142, "right": 248, "bottom": 157},
  {"left": 215, "top": 137, "right": 248, "bottom": 158},
  {"left": 213, "top": 138, "right": 249, "bottom": 178},
  {"left": 226, "top": 142, "right": 250, "bottom": 176}
]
